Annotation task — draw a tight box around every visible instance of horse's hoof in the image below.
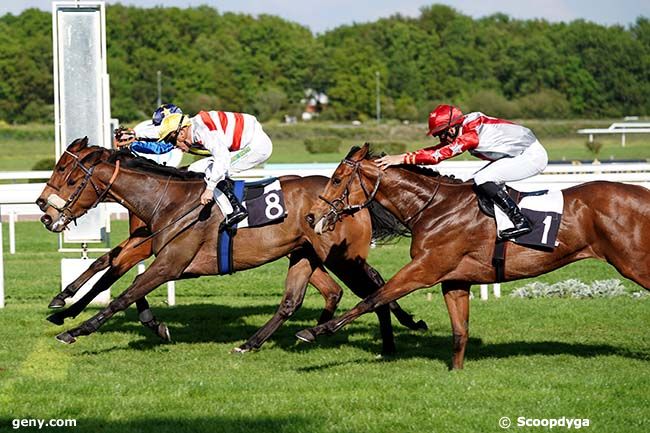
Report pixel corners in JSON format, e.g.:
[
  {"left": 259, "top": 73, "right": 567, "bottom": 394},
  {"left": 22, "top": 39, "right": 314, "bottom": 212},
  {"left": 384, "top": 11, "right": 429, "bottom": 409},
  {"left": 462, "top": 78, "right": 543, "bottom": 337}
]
[
  {"left": 46, "top": 313, "right": 65, "bottom": 326},
  {"left": 157, "top": 323, "right": 171, "bottom": 342},
  {"left": 296, "top": 329, "right": 316, "bottom": 343},
  {"left": 231, "top": 346, "right": 251, "bottom": 354},
  {"left": 48, "top": 298, "right": 66, "bottom": 309},
  {"left": 55, "top": 332, "right": 76, "bottom": 345},
  {"left": 415, "top": 319, "right": 428, "bottom": 331}
]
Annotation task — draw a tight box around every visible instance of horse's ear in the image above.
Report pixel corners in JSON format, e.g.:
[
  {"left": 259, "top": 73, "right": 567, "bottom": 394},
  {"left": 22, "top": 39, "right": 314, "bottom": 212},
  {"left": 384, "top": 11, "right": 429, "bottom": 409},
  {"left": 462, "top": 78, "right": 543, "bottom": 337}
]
[
  {"left": 67, "top": 137, "right": 89, "bottom": 151},
  {"left": 358, "top": 143, "right": 370, "bottom": 160}
]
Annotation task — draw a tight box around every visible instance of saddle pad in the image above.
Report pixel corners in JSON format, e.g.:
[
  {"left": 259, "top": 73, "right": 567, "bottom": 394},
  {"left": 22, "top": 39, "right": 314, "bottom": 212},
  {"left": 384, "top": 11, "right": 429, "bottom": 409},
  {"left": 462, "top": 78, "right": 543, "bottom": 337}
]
[
  {"left": 213, "top": 178, "right": 287, "bottom": 229},
  {"left": 495, "top": 190, "right": 563, "bottom": 249},
  {"left": 216, "top": 178, "right": 287, "bottom": 274}
]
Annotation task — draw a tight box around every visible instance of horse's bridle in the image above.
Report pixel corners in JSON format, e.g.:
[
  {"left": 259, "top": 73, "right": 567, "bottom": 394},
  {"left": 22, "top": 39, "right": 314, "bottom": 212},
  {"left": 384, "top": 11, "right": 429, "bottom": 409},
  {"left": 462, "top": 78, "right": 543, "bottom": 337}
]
[
  {"left": 319, "top": 157, "right": 443, "bottom": 228},
  {"left": 318, "top": 158, "right": 382, "bottom": 225},
  {"left": 46, "top": 150, "right": 120, "bottom": 226}
]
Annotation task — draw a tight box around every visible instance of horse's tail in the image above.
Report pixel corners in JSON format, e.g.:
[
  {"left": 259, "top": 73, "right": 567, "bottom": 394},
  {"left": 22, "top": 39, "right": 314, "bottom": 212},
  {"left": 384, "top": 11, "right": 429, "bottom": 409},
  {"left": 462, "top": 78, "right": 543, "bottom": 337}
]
[{"left": 367, "top": 201, "right": 410, "bottom": 244}]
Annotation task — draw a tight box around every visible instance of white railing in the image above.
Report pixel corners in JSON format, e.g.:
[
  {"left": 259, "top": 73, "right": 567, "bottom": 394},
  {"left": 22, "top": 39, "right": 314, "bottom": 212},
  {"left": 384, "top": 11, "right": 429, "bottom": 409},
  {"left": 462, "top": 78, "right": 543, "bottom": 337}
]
[{"left": 577, "top": 122, "right": 650, "bottom": 147}]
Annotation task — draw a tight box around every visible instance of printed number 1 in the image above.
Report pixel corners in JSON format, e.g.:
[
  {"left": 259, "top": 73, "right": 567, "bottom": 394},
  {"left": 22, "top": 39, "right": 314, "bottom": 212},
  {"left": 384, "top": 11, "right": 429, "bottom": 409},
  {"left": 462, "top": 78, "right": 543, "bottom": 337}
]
[{"left": 541, "top": 215, "right": 552, "bottom": 244}]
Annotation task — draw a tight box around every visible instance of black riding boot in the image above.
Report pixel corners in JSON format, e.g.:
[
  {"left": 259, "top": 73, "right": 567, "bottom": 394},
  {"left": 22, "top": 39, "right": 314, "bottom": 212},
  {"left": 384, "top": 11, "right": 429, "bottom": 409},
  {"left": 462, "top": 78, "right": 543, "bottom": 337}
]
[
  {"left": 216, "top": 178, "right": 248, "bottom": 227},
  {"left": 477, "top": 182, "right": 532, "bottom": 239}
]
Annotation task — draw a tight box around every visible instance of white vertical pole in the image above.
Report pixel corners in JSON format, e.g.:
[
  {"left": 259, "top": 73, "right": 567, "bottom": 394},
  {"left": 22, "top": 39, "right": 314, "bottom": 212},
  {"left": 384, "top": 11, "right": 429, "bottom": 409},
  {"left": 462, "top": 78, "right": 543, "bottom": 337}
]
[
  {"left": 8, "top": 211, "right": 15, "bottom": 254},
  {"left": 0, "top": 218, "right": 4, "bottom": 308},
  {"left": 493, "top": 283, "right": 501, "bottom": 298},
  {"left": 138, "top": 262, "right": 145, "bottom": 275},
  {"left": 621, "top": 133, "right": 626, "bottom": 147},
  {"left": 480, "top": 284, "right": 488, "bottom": 300},
  {"left": 167, "top": 281, "right": 175, "bottom": 306}
]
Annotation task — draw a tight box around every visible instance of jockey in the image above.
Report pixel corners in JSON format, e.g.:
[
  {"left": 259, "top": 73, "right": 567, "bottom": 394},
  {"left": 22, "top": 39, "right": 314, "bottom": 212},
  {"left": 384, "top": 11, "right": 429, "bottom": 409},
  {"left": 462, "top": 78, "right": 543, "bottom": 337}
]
[
  {"left": 376, "top": 104, "right": 548, "bottom": 239},
  {"left": 157, "top": 110, "right": 273, "bottom": 227},
  {"left": 114, "top": 103, "right": 185, "bottom": 165}
]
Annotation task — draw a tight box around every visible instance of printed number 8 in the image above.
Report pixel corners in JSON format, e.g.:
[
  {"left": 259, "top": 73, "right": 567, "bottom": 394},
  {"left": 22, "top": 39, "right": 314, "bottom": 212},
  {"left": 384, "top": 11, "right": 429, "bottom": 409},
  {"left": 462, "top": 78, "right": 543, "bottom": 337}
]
[{"left": 265, "top": 192, "right": 284, "bottom": 219}]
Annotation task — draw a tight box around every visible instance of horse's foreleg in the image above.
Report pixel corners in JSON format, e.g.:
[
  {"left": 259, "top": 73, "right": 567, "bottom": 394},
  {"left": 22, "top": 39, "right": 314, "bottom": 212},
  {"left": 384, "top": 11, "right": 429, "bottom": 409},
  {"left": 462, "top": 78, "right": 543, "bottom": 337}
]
[
  {"left": 297, "top": 259, "right": 434, "bottom": 347},
  {"left": 310, "top": 266, "right": 343, "bottom": 324},
  {"left": 46, "top": 238, "right": 167, "bottom": 339},
  {"left": 363, "top": 262, "right": 428, "bottom": 331},
  {"left": 54, "top": 244, "right": 185, "bottom": 345},
  {"left": 441, "top": 281, "right": 470, "bottom": 370},
  {"left": 235, "top": 249, "right": 318, "bottom": 353},
  {"left": 48, "top": 251, "right": 113, "bottom": 309}
]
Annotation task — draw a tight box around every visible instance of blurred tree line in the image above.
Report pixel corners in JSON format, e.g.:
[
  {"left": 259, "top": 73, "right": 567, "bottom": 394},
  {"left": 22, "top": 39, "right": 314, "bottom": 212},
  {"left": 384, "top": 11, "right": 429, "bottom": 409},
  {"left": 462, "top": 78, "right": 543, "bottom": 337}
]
[{"left": 0, "top": 5, "right": 649, "bottom": 124}]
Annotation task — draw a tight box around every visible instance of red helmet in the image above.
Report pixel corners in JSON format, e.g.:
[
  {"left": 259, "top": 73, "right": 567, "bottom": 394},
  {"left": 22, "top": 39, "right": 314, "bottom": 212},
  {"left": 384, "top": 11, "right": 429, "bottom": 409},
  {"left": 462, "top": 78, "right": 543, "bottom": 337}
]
[{"left": 427, "top": 104, "right": 464, "bottom": 136}]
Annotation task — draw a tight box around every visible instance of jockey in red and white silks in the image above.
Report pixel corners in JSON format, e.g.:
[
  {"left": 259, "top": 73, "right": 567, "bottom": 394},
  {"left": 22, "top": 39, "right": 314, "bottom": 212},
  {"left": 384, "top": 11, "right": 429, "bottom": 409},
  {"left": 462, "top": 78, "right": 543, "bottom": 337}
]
[
  {"left": 158, "top": 111, "right": 273, "bottom": 227},
  {"left": 376, "top": 104, "right": 548, "bottom": 239},
  {"left": 184, "top": 111, "right": 273, "bottom": 191},
  {"left": 402, "top": 111, "right": 548, "bottom": 185}
]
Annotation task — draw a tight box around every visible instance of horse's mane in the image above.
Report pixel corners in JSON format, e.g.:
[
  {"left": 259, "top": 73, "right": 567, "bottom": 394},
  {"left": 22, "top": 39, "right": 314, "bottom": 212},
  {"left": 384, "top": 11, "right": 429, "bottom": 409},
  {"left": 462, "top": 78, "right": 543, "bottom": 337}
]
[
  {"left": 105, "top": 148, "right": 205, "bottom": 181},
  {"left": 361, "top": 146, "right": 466, "bottom": 185}
]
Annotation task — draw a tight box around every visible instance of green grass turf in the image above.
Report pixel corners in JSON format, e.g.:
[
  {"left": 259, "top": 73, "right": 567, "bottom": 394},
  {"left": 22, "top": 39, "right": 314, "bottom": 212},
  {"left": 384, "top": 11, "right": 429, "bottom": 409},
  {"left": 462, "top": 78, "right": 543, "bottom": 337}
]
[{"left": 0, "top": 221, "right": 648, "bottom": 432}]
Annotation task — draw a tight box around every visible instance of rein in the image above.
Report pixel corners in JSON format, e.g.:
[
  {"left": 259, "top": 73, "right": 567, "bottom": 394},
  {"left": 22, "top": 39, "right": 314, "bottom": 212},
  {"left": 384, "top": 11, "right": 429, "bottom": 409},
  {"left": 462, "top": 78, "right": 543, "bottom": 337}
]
[
  {"left": 402, "top": 177, "right": 441, "bottom": 226},
  {"left": 131, "top": 202, "right": 202, "bottom": 248}
]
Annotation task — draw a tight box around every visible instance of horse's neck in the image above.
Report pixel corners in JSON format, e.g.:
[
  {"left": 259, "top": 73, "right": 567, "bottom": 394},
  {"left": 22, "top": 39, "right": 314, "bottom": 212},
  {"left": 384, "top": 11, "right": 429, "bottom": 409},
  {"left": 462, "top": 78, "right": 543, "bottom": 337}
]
[
  {"left": 375, "top": 168, "right": 467, "bottom": 225},
  {"left": 105, "top": 165, "right": 199, "bottom": 225}
]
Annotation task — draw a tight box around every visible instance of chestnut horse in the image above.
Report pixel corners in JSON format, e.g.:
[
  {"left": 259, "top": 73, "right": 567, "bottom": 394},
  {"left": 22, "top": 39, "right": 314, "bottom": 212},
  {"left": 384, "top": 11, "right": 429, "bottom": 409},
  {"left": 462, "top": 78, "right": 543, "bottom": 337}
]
[
  {"left": 37, "top": 139, "right": 425, "bottom": 353},
  {"left": 299, "top": 143, "right": 650, "bottom": 369}
]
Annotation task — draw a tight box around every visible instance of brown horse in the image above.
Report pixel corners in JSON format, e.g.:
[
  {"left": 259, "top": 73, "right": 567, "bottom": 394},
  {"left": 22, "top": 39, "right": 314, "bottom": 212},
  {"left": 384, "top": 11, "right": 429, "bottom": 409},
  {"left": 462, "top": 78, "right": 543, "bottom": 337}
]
[
  {"left": 299, "top": 143, "right": 650, "bottom": 369},
  {"left": 37, "top": 139, "right": 425, "bottom": 353}
]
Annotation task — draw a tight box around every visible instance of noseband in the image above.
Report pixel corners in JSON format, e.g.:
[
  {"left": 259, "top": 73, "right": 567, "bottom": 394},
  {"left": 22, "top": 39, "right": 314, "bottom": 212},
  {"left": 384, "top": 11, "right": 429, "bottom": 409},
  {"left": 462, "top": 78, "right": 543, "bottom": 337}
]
[
  {"left": 318, "top": 158, "right": 382, "bottom": 224},
  {"left": 47, "top": 150, "right": 120, "bottom": 226}
]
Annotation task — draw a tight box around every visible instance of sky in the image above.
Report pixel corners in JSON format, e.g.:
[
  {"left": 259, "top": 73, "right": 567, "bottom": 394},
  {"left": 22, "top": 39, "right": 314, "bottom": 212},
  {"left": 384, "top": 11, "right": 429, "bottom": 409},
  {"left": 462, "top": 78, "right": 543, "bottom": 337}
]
[{"left": 2, "top": 0, "right": 649, "bottom": 32}]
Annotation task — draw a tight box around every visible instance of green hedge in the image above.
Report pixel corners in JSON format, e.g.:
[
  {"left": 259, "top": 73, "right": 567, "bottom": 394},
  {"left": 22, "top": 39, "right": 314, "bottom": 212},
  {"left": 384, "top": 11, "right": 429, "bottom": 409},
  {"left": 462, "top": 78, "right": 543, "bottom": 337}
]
[
  {"left": 304, "top": 137, "right": 342, "bottom": 154},
  {"left": 369, "top": 141, "right": 407, "bottom": 155}
]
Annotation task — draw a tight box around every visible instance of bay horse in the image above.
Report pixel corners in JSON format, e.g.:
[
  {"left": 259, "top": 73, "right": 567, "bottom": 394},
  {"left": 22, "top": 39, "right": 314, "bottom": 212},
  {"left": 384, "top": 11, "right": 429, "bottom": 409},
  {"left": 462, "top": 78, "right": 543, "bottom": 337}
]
[
  {"left": 299, "top": 143, "right": 650, "bottom": 369},
  {"left": 37, "top": 138, "right": 425, "bottom": 353}
]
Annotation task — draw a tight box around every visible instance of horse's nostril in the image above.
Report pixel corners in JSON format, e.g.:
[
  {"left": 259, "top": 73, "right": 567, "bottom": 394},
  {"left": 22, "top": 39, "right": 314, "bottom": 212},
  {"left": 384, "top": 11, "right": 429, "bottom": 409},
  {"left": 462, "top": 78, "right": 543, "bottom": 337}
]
[
  {"left": 305, "top": 213, "right": 315, "bottom": 227},
  {"left": 36, "top": 198, "right": 47, "bottom": 211},
  {"left": 40, "top": 214, "right": 52, "bottom": 226}
]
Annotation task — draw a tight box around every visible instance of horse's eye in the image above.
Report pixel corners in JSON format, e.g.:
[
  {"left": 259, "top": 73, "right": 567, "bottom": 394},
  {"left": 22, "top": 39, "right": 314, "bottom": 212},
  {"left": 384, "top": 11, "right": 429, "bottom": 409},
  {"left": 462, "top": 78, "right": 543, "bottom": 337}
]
[
  {"left": 57, "top": 166, "right": 65, "bottom": 172},
  {"left": 332, "top": 178, "right": 341, "bottom": 186},
  {"left": 67, "top": 178, "right": 76, "bottom": 186}
]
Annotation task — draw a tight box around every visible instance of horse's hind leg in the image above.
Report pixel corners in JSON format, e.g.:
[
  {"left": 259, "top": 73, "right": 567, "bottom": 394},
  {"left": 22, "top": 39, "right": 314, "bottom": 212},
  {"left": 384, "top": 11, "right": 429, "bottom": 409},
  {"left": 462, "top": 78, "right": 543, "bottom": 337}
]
[
  {"left": 441, "top": 281, "right": 470, "bottom": 370},
  {"left": 234, "top": 248, "right": 319, "bottom": 353},
  {"left": 310, "top": 266, "right": 343, "bottom": 324}
]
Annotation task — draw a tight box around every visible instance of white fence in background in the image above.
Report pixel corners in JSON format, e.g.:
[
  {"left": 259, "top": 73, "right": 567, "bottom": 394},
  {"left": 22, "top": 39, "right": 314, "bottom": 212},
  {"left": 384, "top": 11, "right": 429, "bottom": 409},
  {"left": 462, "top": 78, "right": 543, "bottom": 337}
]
[
  {"left": 577, "top": 122, "right": 650, "bottom": 147},
  {"left": 3, "top": 160, "right": 650, "bottom": 306}
]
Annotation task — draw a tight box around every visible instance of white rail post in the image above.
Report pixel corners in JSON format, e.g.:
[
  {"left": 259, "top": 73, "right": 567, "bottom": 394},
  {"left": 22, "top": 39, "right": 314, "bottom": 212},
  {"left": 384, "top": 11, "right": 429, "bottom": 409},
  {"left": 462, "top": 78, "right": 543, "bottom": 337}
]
[
  {"left": 8, "top": 211, "right": 15, "bottom": 254},
  {"left": 480, "top": 284, "right": 488, "bottom": 300},
  {"left": 0, "top": 218, "right": 4, "bottom": 308},
  {"left": 167, "top": 281, "right": 175, "bottom": 306},
  {"left": 493, "top": 283, "right": 501, "bottom": 298},
  {"left": 622, "top": 133, "right": 626, "bottom": 147},
  {"left": 138, "top": 262, "right": 145, "bottom": 275}
]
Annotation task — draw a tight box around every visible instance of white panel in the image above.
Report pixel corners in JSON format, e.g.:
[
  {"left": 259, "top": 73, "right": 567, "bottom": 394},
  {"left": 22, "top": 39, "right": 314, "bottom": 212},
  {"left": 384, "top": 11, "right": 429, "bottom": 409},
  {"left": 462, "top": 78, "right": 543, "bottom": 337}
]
[{"left": 61, "top": 258, "right": 110, "bottom": 306}]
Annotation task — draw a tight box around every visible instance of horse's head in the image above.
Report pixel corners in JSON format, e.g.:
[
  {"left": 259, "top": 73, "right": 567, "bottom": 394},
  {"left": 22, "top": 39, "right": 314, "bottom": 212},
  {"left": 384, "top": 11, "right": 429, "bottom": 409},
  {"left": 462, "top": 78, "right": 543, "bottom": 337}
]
[
  {"left": 38, "top": 138, "right": 116, "bottom": 232},
  {"left": 306, "top": 143, "right": 381, "bottom": 235}
]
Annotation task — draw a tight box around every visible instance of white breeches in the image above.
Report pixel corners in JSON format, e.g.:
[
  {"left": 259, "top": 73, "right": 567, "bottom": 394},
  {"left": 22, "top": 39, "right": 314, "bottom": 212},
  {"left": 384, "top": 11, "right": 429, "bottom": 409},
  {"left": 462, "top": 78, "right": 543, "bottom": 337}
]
[{"left": 472, "top": 140, "right": 548, "bottom": 186}]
